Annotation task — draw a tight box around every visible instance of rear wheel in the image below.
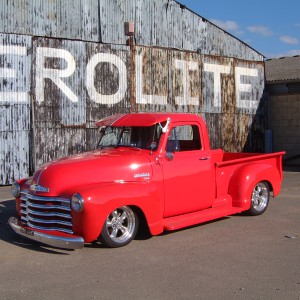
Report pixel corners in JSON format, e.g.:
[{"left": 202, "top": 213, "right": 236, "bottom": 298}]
[
  {"left": 247, "top": 181, "right": 270, "bottom": 216},
  {"left": 99, "top": 206, "right": 138, "bottom": 247}
]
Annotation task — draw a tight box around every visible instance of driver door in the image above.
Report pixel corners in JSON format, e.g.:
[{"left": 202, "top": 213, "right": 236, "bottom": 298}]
[{"left": 162, "top": 123, "right": 215, "bottom": 218}]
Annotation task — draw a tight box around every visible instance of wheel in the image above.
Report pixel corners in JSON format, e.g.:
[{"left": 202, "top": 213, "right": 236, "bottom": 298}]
[
  {"left": 247, "top": 181, "right": 270, "bottom": 216},
  {"left": 99, "top": 206, "right": 139, "bottom": 247}
]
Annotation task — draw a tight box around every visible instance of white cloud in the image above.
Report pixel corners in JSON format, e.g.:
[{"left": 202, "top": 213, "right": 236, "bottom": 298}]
[
  {"left": 247, "top": 25, "right": 273, "bottom": 36},
  {"left": 264, "top": 49, "right": 300, "bottom": 59},
  {"left": 280, "top": 35, "right": 299, "bottom": 45},
  {"left": 210, "top": 19, "right": 244, "bottom": 36},
  {"left": 286, "top": 49, "right": 300, "bottom": 56}
]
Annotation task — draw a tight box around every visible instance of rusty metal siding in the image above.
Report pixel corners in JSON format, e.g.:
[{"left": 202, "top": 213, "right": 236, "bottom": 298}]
[
  {"left": 0, "top": 1, "right": 263, "bottom": 61},
  {"left": 85, "top": 42, "right": 131, "bottom": 131},
  {"left": 32, "top": 38, "right": 130, "bottom": 169},
  {"left": 0, "top": 0, "right": 99, "bottom": 41},
  {"left": 98, "top": 0, "right": 264, "bottom": 61},
  {"left": 32, "top": 37, "right": 87, "bottom": 128},
  {"left": 133, "top": 45, "right": 265, "bottom": 152},
  {"left": 150, "top": 0, "right": 169, "bottom": 47},
  {"left": 169, "top": 50, "right": 202, "bottom": 113},
  {"left": 0, "top": 1, "right": 267, "bottom": 185},
  {"left": 99, "top": 0, "right": 135, "bottom": 46},
  {"left": 0, "top": 33, "right": 31, "bottom": 184},
  {"left": 134, "top": 46, "right": 169, "bottom": 112},
  {"left": 205, "top": 22, "right": 263, "bottom": 61},
  {"left": 0, "top": 32, "right": 265, "bottom": 185}
]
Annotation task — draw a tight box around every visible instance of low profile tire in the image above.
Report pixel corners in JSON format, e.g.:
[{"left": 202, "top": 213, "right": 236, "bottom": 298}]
[
  {"left": 99, "top": 206, "right": 139, "bottom": 248},
  {"left": 247, "top": 181, "right": 270, "bottom": 216}
]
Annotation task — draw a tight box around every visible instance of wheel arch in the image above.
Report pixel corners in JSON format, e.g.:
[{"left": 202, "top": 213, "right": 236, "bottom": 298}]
[
  {"left": 228, "top": 163, "right": 277, "bottom": 210},
  {"left": 73, "top": 182, "right": 164, "bottom": 242},
  {"left": 128, "top": 205, "right": 151, "bottom": 238}
]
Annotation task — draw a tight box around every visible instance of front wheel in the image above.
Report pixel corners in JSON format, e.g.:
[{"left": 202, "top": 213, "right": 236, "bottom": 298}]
[
  {"left": 247, "top": 181, "right": 270, "bottom": 216},
  {"left": 99, "top": 206, "right": 139, "bottom": 248}
]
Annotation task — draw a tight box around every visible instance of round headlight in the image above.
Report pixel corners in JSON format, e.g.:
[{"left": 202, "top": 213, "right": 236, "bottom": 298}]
[
  {"left": 11, "top": 182, "right": 21, "bottom": 198},
  {"left": 71, "top": 193, "right": 84, "bottom": 212}
]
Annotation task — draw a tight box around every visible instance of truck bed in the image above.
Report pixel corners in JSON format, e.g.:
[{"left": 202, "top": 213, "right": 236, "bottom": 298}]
[
  {"left": 216, "top": 151, "right": 285, "bottom": 167},
  {"left": 214, "top": 150, "right": 285, "bottom": 202}
]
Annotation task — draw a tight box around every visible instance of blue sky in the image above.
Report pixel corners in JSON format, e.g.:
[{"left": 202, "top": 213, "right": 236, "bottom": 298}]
[{"left": 178, "top": 0, "right": 300, "bottom": 59}]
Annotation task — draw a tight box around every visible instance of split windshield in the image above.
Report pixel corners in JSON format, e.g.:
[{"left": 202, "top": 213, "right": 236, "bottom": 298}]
[{"left": 97, "top": 124, "right": 163, "bottom": 150}]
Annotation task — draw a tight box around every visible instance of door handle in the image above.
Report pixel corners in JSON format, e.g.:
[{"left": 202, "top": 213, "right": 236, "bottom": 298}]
[{"left": 199, "top": 157, "right": 210, "bottom": 160}]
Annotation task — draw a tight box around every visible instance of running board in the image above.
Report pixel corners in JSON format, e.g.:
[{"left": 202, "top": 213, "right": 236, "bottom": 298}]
[{"left": 163, "top": 206, "right": 243, "bottom": 231}]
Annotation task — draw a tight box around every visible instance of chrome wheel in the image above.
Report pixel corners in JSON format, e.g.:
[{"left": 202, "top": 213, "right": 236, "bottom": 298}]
[
  {"left": 248, "top": 181, "right": 270, "bottom": 215},
  {"left": 99, "top": 206, "right": 138, "bottom": 247}
]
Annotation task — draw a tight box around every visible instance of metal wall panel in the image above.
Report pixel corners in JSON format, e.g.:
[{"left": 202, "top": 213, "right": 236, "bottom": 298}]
[
  {"left": 150, "top": 0, "right": 169, "bottom": 47},
  {"left": 0, "top": 33, "right": 31, "bottom": 185},
  {"left": 0, "top": 32, "right": 265, "bottom": 184},
  {"left": 0, "top": 0, "right": 263, "bottom": 61},
  {"left": 98, "top": 0, "right": 263, "bottom": 61},
  {"left": 32, "top": 37, "right": 86, "bottom": 128},
  {"left": 0, "top": 0, "right": 267, "bottom": 184},
  {"left": 134, "top": 46, "right": 169, "bottom": 112},
  {"left": 0, "top": 0, "right": 99, "bottom": 41},
  {"left": 133, "top": 45, "right": 265, "bottom": 152},
  {"left": 32, "top": 38, "right": 130, "bottom": 169},
  {"left": 85, "top": 42, "right": 131, "bottom": 138},
  {"left": 99, "top": 0, "right": 132, "bottom": 46}
]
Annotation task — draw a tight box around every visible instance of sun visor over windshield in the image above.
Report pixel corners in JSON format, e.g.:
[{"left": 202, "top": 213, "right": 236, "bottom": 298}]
[{"left": 95, "top": 113, "right": 170, "bottom": 127}]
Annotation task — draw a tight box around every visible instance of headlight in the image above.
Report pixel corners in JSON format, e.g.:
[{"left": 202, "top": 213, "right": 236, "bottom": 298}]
[
  {"left": 71, "top": 193, "right": 84, "bottom": 212},
  {"left": 11, "top": 182, "right": 21, "bottom": 198}
]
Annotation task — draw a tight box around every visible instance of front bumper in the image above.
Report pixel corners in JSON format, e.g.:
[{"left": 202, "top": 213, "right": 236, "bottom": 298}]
[{"left": 9, "top": 217, "right": 84, "bottom": 250}]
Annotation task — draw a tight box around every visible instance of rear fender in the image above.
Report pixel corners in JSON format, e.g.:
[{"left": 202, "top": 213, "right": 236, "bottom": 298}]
[
  {"left": 228, "top": 163, "right": 280, "bottom": 210},
  {"left": 71, "top": 182, "right": 164, "bottom": 242}
]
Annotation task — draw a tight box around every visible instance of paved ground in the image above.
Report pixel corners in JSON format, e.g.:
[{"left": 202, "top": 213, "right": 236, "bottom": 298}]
[{"left": 0, "top": 172, "right": 299, "bottom": 300}]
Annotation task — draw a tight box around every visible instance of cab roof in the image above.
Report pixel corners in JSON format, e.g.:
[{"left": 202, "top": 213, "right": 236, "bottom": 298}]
[{"left": 95, "top": 113, "right": 204, "bottom": 127}]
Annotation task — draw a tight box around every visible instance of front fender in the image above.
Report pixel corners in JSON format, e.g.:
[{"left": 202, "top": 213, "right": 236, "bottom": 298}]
[
  {"left": 71, "top": 181, "right": 164, "bottom": 242},
  {"left": 228, "top": 163, "right": 281, "bottom": 209}
]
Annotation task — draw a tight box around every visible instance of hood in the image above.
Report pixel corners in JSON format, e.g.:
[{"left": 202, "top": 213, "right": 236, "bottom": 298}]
[{"left": 30, "top": 148, "right": 152, "bottom": 196}]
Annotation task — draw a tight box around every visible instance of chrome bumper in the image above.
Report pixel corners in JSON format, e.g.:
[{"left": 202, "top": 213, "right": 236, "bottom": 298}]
[{"left": 9, "top": 217, "right": 84, "bottom": 250}]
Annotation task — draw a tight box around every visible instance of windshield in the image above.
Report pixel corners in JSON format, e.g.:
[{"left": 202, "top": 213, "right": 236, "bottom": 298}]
[{"left": 97, "top": 124, "right": 163, "bottom": 150}]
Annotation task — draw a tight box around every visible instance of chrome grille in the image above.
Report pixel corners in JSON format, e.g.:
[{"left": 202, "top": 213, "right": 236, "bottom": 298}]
[{"left": 20, "top": 192, "right": 73, "bottom": 234}]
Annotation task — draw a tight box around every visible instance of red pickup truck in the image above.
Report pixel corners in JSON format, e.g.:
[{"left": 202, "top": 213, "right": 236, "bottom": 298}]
[{"left": 9, "top": 113, "right": 285, "bottom": 249}]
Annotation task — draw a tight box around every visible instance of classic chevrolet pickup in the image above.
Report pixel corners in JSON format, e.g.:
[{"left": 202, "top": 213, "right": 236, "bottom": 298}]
[{"left": 9, "top": 113, "right": 285, "bottom": 249}]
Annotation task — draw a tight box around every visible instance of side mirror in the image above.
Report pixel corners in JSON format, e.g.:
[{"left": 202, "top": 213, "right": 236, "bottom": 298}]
[
  {"left": 165, "top": 152, "right": 174, "bottom": 161},
  {"left": 149, "top": 142, "right": 158, "bottom": 150}
]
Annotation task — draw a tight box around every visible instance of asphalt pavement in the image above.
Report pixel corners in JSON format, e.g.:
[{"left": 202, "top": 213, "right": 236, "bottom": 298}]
[{"left": 0, "top": 172, "right": 299, "bottom": 300}]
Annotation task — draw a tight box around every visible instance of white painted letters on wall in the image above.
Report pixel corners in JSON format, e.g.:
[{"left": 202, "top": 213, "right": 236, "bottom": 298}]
[
  {"left": 203, "top": 63, "right": 231, "bottom": 107},
  {"left": 135, "top": 54, "right": 167, "bottom": 105},
  {"left": 174, "top": 59, "right": 199, "bottom": 106},
  {"left": 0, "top": 45, "right": 28, "bottom": 102},
  {"left": 235, "top": 67, "right": 259, "bottom": 109},
  {"left": 35, "top": 47, "right": 78, "bottom": 103},
  {"left": 86, "top": 53, "right": 127, "bottom": 105},
  {"left": 0, "top": 41, "right": 261, "bottom": 112}
]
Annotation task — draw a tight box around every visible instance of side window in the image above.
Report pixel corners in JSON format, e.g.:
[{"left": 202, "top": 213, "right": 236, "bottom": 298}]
[{"left": 166, "top": 125, "right": 201, "bottom": 152}]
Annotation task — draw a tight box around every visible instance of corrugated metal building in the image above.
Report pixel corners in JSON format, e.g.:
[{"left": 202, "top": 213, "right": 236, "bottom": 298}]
[
  {"left": 0, "top": 0, "right": 265, "bottom": 185},
  {"left": 265, "top": 55, "right": 300, "bottom": 170}
]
